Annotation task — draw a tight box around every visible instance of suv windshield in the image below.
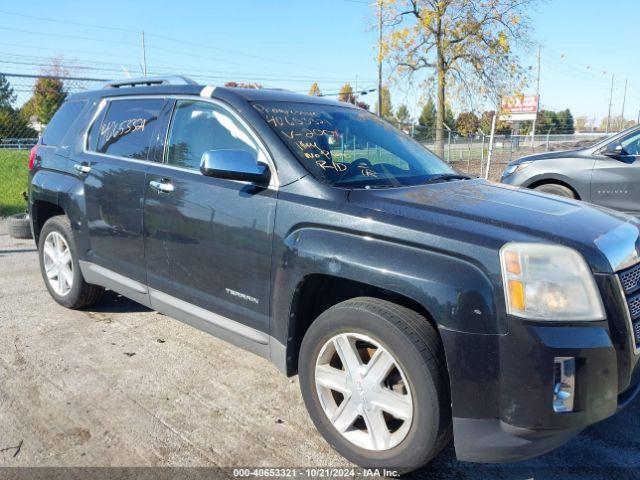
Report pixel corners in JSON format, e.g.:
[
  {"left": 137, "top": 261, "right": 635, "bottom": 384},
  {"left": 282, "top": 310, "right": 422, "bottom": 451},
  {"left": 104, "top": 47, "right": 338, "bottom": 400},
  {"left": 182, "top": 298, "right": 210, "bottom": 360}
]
[{"left": 252, "top": 101, "right": 455, "bottom": 188}]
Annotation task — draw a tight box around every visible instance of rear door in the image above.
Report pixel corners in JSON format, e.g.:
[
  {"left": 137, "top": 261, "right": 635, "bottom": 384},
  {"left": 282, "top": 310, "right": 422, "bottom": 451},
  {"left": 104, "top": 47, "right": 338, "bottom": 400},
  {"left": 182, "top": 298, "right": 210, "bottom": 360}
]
[
  {"left": 591, "top": 130, "right": 640, "bottom": 215},
  {"left": 74, "top": 96, "right": 166, "bottom": 291},
  {"left": 143, "top": 98, "right": 277, "bottom": 336}
]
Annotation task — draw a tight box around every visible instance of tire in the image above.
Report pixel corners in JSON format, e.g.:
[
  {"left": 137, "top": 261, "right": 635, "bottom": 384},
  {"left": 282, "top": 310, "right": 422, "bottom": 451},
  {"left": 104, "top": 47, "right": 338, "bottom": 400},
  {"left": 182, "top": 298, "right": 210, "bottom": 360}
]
[
  {"left": 298, "top": 297, "right": 451, "bottom": 472},
  {"left": 38, "top": 215, "right": 104, "bottom": 309},
  {"left": 7, "top": 213, "right": 33, "bottom": 239},
  {"left": 533, "top": 183, "right": 576, "bottom": 199}
]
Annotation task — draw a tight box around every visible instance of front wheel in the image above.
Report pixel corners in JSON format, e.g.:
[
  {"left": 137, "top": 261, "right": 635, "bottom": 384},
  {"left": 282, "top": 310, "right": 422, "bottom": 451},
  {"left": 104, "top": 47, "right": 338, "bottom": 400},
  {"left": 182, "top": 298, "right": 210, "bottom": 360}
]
[
  {"left": 298, "top": 297, "right": 451, "bottom": 472},
  {"left": 533, "top": 183, "right": 576, "bottom": 199}
]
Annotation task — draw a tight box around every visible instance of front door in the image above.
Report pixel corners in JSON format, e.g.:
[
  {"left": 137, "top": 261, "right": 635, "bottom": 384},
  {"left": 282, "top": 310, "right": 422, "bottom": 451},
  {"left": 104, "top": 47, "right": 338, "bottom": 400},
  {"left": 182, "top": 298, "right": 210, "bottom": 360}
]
[
  {"left": 591, "top": 129, "right": 640, "bottom": 215},
  {"left": 144, "top": 99, "right": 277, "bottom": 335}
]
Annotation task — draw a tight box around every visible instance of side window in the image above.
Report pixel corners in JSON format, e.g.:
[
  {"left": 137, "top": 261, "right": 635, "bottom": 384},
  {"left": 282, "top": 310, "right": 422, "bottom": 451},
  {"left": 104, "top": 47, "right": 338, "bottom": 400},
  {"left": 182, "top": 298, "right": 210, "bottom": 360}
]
[
  {"left": 95, "top": 98, "right": 164, "bottom": 160},
  {"left": 42, "top": 100, "right": 87, "bottom": 146},
  {"left": 165, "top": 100, "right": 260, "bottom": 170},
  {"left": 620, "top": 131, "right": 640, "bottom": 156},
  {"left": 86, "top": 103, "right": 107, "bottom": 151}
]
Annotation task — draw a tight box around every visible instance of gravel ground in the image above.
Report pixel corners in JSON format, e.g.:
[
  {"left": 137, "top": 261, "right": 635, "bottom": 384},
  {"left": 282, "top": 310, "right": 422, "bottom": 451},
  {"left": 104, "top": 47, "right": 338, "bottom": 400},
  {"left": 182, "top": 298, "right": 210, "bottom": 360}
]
[{"left": 0, "top": 218, "right": 639, "bottom": 479}]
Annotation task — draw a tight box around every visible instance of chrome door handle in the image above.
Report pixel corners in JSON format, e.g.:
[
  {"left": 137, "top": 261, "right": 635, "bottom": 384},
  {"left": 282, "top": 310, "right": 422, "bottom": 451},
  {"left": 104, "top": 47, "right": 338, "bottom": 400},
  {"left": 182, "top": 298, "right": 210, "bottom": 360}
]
[
  {"left": 149, "top": 180, "right": 174, "bottom": 193},
  {"left": 73, "top": 163, "right": 91, "bottom": 174}
]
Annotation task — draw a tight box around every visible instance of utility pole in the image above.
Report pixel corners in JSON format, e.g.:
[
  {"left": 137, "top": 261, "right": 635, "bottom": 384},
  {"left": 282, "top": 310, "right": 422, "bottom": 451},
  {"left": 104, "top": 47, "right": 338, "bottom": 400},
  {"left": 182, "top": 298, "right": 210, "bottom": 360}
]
[
  {"left": 606, "top": 73, "right": 614, "bottom": 133},
  {"left": 141, "top": 30, "right": 147, "bottom": 77},
  {"left": 620, "top": 78, "right": 628, "bottom": 131},
  {"left": 531, "top": 44, "right": 541, "bottom": 145},
  {"left": 377, "top": 0, "right": 383, "bottom": 117}
]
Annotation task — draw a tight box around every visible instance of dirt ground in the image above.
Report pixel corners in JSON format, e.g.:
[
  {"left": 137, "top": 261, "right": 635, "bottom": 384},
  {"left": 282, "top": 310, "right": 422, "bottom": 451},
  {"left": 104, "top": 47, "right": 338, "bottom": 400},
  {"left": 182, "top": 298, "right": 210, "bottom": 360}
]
[{"left": 0, "top": 219, "right": 639, "bottom": 479}]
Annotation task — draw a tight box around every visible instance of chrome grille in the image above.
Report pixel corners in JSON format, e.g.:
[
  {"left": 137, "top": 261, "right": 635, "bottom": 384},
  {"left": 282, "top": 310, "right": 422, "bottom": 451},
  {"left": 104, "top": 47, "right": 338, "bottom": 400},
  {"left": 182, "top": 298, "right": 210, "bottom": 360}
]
[
  {"left": 634, "top": 321, "right": 640, "bottom": 345},
  {"left": 620, "top": 262, "right": 640, "bottom": 294}
]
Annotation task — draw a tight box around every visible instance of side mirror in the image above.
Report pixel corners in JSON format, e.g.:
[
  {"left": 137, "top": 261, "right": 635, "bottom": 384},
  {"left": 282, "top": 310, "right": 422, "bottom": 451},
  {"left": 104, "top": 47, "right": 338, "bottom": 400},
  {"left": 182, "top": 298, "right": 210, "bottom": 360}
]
[
  {"left": 602, "top": 142, "right": 626, "bottom": 158},
  {"left": 200, "top": 149, "right": 271, "bottom": 186}
]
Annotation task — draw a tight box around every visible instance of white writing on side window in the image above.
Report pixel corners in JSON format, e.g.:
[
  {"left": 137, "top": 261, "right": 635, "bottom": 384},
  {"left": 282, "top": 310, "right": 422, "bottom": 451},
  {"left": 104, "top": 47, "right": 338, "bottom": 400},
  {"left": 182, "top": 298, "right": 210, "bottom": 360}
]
[{"left": 100, "top": 118, "right": 146, "bottom": 143}]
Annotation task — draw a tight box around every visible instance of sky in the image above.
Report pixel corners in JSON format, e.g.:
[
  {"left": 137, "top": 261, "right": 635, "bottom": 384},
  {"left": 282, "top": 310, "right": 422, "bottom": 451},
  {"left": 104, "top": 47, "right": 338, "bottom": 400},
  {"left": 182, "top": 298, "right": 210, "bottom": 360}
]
[{"left": 0, "top": 0, "right": 638, "bottom": 124}]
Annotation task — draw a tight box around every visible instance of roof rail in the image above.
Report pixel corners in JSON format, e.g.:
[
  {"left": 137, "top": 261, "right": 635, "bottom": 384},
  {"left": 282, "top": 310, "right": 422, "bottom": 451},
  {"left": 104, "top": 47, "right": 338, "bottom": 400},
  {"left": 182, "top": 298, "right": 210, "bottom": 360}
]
[{"left": 103, "top": 75, "right": 198, "bottom": 89}]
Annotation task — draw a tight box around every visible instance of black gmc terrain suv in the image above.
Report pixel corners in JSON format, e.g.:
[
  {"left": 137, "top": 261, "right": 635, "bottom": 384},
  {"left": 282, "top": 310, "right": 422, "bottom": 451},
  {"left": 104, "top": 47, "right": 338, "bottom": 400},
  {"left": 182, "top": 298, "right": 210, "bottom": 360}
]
[{"left": 28, "top": 76, "right": 640, "bottom": 471}]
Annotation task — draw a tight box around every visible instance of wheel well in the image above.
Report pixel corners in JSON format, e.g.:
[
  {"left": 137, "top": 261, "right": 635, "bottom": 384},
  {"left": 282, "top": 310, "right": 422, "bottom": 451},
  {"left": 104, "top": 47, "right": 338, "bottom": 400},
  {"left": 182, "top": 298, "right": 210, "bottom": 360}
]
[
  {"left": 527, "top": 179, "right": 580, "bottom": 199},
  {"left": 32, "top": 201, "right": 65, "bottom": 243},
  {"left": 286, "top": 274, "right": 437, "bottom": 376}
]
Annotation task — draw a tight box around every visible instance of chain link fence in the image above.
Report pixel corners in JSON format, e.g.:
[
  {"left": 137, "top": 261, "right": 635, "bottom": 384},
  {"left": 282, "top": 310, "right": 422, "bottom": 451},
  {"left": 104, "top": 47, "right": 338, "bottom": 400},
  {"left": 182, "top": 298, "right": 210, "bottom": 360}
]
[
  {"left": 0, "top": 73, "right": 105, "bottom": 149},
  {"left": 405, "top": 126, "right": 609, "bottom": 181}
]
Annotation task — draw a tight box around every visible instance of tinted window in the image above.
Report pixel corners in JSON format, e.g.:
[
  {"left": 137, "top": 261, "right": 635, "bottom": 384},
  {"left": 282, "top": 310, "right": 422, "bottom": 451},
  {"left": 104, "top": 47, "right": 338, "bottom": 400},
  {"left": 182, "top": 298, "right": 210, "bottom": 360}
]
[
  {"left": 95, "top": 98, "right": 163, "bottom": 160},
  {"left": 42, "top": 100, "right": 86, "bottom": 146},
  {"left": 252, "top": 101, "right": 453, "bottom": 188},
  {"left": 165, "top": 100, "right": 262, "bottom": 170}
]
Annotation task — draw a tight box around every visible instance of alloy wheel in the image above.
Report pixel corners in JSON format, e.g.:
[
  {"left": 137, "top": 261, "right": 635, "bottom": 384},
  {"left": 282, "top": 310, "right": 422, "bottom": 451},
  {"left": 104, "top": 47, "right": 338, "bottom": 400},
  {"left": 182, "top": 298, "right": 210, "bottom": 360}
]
[
  {"left": 43, "top": 231, "right": 73, "bottom": 296},
  {"left": 314, "top": 332, "right": 413, "bottom": 451}
]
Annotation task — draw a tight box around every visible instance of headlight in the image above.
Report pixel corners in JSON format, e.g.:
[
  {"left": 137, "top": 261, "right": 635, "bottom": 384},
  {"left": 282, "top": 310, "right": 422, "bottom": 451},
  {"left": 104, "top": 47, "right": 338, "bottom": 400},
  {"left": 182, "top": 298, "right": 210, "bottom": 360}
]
[
  {"left": 500, "top": 243, "right": 605, "bottom": 321},
  {"left": 502, "top": 161, "right": 532, "bottom": 177}
]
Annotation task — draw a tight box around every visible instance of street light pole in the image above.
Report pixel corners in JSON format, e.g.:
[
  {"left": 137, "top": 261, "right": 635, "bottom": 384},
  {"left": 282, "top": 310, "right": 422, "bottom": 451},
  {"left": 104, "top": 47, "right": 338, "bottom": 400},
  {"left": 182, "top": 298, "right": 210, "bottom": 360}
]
[
  {"left": 606, "top": 73, "right": 614, "bottom": 133},
  {"left": 141, "top": 31, "right": 147, "bottom": 77},
  {"left": 377, "top": 0, "right": 383, "bottom": 117},
  {"left": 620, "top": 78, "right": 628, "bottom": 130},
  {"left": 531, "top": 44, "right": 541, "bottom": 146}
]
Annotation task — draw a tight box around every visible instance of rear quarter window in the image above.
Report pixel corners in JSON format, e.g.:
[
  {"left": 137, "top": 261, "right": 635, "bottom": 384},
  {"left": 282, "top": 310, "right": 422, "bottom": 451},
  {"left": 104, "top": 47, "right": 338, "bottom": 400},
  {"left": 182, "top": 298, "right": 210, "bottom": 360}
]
[
  {"left": 93, "top": 98, "right": 164, "bottom": 160},
  {"left": 41, "top": 100, "right": 87, "bottom": 146}
]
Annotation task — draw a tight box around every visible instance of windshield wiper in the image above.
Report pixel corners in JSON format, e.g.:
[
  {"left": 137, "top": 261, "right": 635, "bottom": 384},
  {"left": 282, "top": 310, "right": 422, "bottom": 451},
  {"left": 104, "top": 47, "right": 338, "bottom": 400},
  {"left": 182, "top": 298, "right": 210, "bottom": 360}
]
[{"left": 422, "top": 173, "right": 471, "bottom": 185}]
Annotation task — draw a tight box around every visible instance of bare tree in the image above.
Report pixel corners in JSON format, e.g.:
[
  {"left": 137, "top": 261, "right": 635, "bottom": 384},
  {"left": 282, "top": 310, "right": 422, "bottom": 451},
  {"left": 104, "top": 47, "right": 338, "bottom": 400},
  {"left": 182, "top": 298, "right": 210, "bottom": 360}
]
[{"left": 382, "top": 0, "right": 535, "bottom": 156}]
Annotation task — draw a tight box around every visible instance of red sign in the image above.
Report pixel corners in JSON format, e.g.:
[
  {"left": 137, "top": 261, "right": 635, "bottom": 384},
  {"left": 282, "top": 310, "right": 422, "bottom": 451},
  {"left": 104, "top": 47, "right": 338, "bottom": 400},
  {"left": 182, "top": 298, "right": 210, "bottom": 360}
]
[{"left": 500, "top": 95, "right": 539, "bottom": 114}]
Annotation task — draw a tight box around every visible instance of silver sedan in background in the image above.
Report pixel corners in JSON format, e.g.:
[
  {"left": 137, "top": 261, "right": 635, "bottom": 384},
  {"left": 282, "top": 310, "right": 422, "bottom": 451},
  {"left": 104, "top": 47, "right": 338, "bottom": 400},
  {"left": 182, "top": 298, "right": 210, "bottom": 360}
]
[{"left": 500, "top": 125, "right": 640, "bottom": 216}]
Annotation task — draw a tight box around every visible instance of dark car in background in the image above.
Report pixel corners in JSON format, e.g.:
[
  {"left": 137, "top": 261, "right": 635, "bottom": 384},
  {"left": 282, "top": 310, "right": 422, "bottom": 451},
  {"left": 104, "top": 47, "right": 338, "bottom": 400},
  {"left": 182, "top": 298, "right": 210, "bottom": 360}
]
[
  {"left": 27, "top": 76, "right": 640, "bottom": 472},
  {"left": 500, "top": 125, "right": 640, "bottom": 216}
]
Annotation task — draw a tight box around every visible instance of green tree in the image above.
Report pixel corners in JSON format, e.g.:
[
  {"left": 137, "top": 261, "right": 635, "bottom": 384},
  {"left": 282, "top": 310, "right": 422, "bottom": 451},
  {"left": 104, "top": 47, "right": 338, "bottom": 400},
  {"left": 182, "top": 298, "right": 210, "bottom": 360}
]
[
  {"left": 377, "top": 85, "right": 393, "bottom": 119},
  {"left": 382, "top": 0, "right": 535, "bottom": 156},
  {"left": 308, "top": 82, "right": 322, "bottom": 96},
  {"left": 338, "top": 83, "right": 355, "bottom": 104},
  {"left": 396, "top": 104, "right": 410, "bottom": 125},
  {"left": 0, "top": 74, "right": 15, "bottom": 109},
  {"left": 556, "top": 109, "right": 575, "bottom": 134},
  {"left": 0, "top": 109, "right": 37, "bottom": 139},
  {"left": 22, "top": 77, "right": 67, "bottom": 124},
  {"left": 455, "top": 112, "right": 479, "bottom": 136},
  {"left": 444, "top": 104, "right": 455, "bottom": 131},
  {"left": 536, "top": 110, "right": 559, "bottom": 133},
  {"left": 417, "top": 97, "right": 437, "bottom": 141}
]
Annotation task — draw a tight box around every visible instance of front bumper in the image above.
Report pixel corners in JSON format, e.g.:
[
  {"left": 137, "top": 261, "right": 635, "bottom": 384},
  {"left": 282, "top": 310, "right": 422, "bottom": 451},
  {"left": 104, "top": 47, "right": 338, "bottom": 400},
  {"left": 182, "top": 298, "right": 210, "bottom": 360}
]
[{"left": 441, "top": 282, "right": 640, "bottom": 463}]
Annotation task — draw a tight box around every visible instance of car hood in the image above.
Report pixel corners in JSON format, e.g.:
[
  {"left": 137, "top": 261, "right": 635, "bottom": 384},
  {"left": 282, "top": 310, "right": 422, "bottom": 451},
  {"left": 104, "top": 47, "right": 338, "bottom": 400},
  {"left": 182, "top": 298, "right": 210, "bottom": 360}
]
[
  {"left": 348, "top": 179, "right": 640, "bottom": 273},
  {"left": 513, "top": 149, "right": 585, "bottom": 163}
]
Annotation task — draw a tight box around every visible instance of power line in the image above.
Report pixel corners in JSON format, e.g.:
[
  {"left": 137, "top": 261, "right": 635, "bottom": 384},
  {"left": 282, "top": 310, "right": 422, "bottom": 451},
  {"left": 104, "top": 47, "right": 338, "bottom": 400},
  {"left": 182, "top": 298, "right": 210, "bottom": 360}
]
[
  {"left": 0, "top": 49, "right": 375, "bottom": 84},
  {"left": 0, "top": 8, "right": 138, "bottom": 33},
  {"left": 0, "top": 10, "right": 333, "bottom": 74}
]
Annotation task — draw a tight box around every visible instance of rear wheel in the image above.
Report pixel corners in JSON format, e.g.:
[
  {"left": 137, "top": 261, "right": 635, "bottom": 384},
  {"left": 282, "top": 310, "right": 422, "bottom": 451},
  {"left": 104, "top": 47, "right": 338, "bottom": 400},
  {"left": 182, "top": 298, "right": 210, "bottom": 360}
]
[
  {"left": 533, "top": 183, "right": 576, "bottom": 199},
  {"left": 38, "top": 215, "right": 104, "bottom": 309},
  {"left": 298, "top": 297, "right": 451, "bottom": 472}
]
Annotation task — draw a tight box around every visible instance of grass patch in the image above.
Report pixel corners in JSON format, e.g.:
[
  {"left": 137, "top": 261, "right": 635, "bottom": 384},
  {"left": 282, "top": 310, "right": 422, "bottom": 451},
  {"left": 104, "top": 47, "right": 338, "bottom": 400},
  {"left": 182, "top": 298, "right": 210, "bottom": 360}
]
[{"left": 0, "top": 149, "right": 29, "bottom": 217}]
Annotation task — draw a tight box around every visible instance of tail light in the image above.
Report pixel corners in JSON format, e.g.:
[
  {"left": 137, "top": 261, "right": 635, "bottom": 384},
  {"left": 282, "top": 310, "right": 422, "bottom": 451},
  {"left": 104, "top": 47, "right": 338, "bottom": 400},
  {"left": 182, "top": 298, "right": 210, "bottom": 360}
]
[{"left": 28, "top": 144, "right": 39, "bottom": 171}]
